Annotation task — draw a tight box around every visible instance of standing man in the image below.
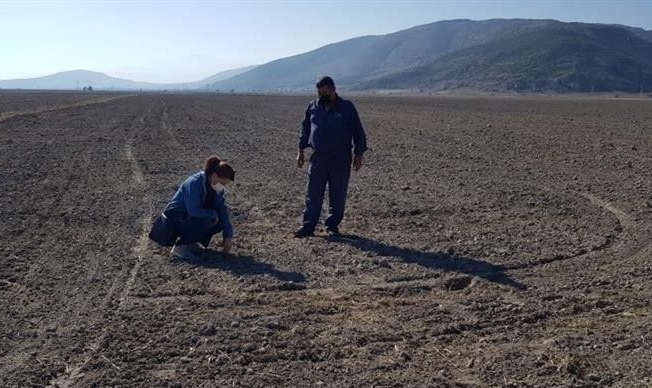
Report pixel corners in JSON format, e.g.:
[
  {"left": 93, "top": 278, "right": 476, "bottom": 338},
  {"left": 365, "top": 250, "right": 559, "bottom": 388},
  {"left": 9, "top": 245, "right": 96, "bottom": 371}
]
[{"left": 295, "top": 76, "right": 368, "bottom": 238}]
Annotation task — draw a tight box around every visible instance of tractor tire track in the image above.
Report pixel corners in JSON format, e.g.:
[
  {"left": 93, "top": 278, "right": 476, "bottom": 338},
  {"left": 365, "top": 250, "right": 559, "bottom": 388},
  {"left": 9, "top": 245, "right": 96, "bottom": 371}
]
[
  {"left": 47, "top": 99, "right": 158, "bottom": 388},
  {"left": 0, "top": 94, "right": 134, "bottom": 123},
  {"left": 503, "top": 186, "right": 639, "bottom": 271}
]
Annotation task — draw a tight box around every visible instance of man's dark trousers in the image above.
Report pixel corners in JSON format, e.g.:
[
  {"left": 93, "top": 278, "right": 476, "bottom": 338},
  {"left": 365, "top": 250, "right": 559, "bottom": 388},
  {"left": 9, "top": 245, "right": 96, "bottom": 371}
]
[{"left": 302, "top": 155, "right": 351, "bottom": 232}]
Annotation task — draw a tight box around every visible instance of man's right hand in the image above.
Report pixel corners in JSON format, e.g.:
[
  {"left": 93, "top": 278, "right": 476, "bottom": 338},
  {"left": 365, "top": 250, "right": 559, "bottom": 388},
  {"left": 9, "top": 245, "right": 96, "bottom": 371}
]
[{"left": 296, "top": 150, "right": 305, "bottom": 169}]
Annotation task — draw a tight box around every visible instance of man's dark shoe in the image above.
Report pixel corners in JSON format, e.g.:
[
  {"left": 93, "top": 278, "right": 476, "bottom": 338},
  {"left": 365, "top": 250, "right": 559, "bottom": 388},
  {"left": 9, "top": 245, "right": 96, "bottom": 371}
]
[
  {"left": 294, "top": 228, "right": 314, "bottom": 238},
  {"left": 326, "top": 226, "right": 341, "bottom": 236}
]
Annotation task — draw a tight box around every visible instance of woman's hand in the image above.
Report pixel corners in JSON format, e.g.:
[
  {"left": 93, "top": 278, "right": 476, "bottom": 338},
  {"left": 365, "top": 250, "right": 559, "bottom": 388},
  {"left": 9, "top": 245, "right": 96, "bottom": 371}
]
[{"left": 222, "top": 238, "right": 233, "bottom": 254}]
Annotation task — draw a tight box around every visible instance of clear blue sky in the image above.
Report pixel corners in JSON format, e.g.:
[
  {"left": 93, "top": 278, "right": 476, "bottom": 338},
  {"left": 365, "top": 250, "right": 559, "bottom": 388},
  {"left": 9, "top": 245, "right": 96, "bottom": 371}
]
[{"left": 1, "top": 0, "right": 651, "bottom": 83}]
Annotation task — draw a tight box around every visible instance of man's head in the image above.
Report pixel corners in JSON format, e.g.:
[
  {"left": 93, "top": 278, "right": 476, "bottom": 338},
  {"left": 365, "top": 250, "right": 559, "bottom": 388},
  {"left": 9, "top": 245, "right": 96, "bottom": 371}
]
[{"left": 316, "top": 76, "right": 336, "bottom": 106}]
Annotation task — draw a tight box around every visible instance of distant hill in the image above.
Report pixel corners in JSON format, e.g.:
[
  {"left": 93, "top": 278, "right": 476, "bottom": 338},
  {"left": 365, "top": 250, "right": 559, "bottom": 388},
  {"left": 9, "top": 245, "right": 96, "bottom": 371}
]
[
  {"left": 214, "top": 19, "right": 652, "bottom": 93},
  {"left": 185, "top": 66, "right": 258, "bottom": 90},
  {"left": 211, "top": 19, "right": 554, "bottom": 91},
  {"left": 622, "top": 26, "right": 652, "bottom": 42},
  {"left": 2, "top": 19, "right": 651, "bottom": 93},
  {"left": 0, "top": 70, "right": 152, "bottom": 90},
  {"left": 359, "top": 22, "right": 652, "bottom": 93},
  {"left": 0, "top": 66, "right": 257, "bottom": 91}
]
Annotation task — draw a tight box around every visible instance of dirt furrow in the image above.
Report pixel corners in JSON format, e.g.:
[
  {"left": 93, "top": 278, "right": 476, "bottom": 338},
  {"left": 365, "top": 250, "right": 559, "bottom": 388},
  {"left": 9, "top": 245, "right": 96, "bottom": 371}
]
[{"left": 0, "top": 94, "right": 133, "bottom": 123}]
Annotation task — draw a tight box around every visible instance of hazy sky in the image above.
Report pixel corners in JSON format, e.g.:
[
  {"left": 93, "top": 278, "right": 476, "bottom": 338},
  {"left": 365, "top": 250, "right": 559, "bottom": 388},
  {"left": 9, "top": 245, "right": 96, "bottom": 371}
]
[{"left": 2, "top": 0, "right": 652, "bottom": 83}]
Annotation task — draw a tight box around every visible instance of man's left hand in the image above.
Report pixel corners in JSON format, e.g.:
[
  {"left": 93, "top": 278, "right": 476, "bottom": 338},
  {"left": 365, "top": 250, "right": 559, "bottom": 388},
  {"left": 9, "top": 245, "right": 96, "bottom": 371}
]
[{"left": 353, "top": 155, "right": 363, "bottom": 171}]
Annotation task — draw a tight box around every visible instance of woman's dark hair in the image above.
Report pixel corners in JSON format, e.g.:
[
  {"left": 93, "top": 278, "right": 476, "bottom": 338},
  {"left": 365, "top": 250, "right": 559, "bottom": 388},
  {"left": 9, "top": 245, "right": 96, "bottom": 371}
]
[{"left": 203, "top": 155, "right": 235, "bottom": 208}]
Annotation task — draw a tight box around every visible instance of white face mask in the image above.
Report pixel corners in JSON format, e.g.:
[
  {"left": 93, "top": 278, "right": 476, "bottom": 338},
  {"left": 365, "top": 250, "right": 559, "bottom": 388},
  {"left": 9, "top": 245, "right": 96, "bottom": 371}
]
[{"left": 212, "top": 183, "right": 225, "bottom": 194}]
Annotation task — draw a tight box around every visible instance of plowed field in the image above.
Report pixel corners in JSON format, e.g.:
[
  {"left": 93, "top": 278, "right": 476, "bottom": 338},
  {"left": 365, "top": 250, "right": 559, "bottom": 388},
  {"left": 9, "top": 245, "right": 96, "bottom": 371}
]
[{"left": 1, "top": 91, "right": 651, "bottom": 387}]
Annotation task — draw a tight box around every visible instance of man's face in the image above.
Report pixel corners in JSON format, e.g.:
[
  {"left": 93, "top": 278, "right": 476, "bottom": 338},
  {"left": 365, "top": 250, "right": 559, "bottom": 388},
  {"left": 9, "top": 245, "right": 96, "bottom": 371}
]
[
  {"left": 317, "top": 85, "right": 332, "bottom": 98},
  {"left": 317, "top": 85, "right": 333, "bottom": 105}
]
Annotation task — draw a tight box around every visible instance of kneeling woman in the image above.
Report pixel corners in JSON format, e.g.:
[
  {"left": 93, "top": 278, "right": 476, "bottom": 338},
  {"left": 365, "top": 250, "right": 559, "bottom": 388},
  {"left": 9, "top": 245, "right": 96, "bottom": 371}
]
[{"left": 151, "top": 155, "right": 236, "bottom": 259}]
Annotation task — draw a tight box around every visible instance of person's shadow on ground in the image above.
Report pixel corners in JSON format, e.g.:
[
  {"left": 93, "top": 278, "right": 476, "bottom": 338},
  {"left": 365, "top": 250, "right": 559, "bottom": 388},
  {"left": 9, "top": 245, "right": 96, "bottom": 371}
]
[
  {"left": 326, "top": 234, "right": 526, "bottom": 290},
  {"left": 171, "top": 250, "right": 306, "bottom": 283}
]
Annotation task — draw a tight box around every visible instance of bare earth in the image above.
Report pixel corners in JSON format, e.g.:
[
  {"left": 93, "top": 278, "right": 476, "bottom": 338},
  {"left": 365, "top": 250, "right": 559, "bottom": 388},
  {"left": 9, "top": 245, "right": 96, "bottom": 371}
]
[{"left": 1, "top": 91, "right": 651, "bottom": 387}]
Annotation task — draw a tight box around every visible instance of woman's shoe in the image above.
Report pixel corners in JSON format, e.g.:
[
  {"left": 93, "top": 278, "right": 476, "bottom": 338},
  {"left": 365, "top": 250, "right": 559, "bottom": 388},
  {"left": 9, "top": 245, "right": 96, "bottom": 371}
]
[{"left": 171, "top": 244, "right": 200, "bottom": 260}]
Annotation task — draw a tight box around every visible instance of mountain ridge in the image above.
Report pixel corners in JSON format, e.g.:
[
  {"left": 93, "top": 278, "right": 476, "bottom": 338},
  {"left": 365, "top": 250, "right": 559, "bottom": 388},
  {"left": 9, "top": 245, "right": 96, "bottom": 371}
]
[
  {"left": 0, "top": 66, "right": 256, "bottom": 91},
  {"left": 212, "top": 19, "right": 652, "bottom": 93},
  {"left": 358, "top": 21, "right": 652, "bottom": 93},
  {"left": 2, "top": 19, "right": 651, "bottom": 93}
]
